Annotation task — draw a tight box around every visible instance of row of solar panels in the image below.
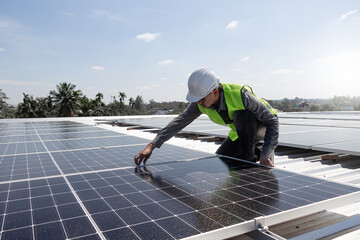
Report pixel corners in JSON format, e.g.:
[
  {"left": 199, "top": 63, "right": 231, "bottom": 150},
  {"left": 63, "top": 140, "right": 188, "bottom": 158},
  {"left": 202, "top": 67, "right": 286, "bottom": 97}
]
[
  {"left": 0, "top": 120, "right": 359, "bottom": 240},
  {"left": 109, "top": 112, "right": 360, "bottom": 157}
]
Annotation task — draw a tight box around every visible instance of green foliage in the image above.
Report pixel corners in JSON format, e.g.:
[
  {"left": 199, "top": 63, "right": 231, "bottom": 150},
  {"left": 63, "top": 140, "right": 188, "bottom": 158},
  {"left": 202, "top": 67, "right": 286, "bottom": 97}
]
[
  {"left": 2, "top": 84, "right": 360, "bottom": 118},
  {"left": 134, "top": 95, "right": 144, "bottom": 112},
  {"left": 310, "top": 104, "right": 320, "bottom": 111},
  {"left": 35, "top": 96, "right": 55, "bottom": 117},
  {"left": 16, "top": 93, "right": 38, "bottom": 118},
  {"left": 271, "top": 96, "right": 360, "bottom": 112},
  {"left": 49, "top": 82, "right": 83, "bottom": 117},
  {"left": 0, "top": 88, "right": 10, "bottom": 118}
]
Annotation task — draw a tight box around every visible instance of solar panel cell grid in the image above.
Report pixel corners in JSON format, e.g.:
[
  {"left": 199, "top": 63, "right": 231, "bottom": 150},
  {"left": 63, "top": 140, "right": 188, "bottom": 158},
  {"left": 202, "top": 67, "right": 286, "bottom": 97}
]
[
  {"left": 39, "top": 130, "right": 121, "bottom": 141},
  {"left": 0, "top": 142, "right": 47, "bottom": 156},
  {"left": 0, "top": 177, "right": 68, "bottom": 239},
  {"left": 48, "top": 144, "right": 212, "bottom": 175},
  {"left": 36, "top": 126, "right": 103, "bottom": 134},
  {"left": 0, "top": 134, "right": 40, "bottom": 144},
  {"left": 0, "top": 120, "right": 360, "bottom": 239},
  {"left": 112, "top": 115, "right": 360, "bottom": 156},
  {"left": 42, "top": 157, "right": 355, "bottom": 239},
  {"left": 0, "top": 153, "right": 61, "bottom": 182},
  {"left": 44, "top": 136, "right": 149, "bottom": 152}
]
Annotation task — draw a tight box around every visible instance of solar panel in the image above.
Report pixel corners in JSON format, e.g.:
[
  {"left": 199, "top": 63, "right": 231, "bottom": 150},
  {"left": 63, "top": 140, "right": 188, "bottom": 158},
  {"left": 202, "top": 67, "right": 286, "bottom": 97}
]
[
  {"left": 107, "top": 113, "right": 360, "bottom": 156},
  {"left": 312, "top": 139, "right": 360, "bottom": 156},
  {"left": 42, "top": 136, "right": 149, "bottom": 152},
  {"left": 0, "top": 120, "right": 359, "bottom": 240},
  {"left": 0, "top": 153, "right": 61, "bottom": 182},
  {"left": 278, "top": 111, "right": 360, "bottom": 120},
  {"left": 280, "top": 119, "right": 360, "bottom": 128},
  {"left": 0, "top": 134, "right": 40, "bottom": 144},
  {"left": 0, "top": 141, "right": 47, "bottom": 155},
  {"left": 50, "top": 144, "right": 212, "bottom": 174}
]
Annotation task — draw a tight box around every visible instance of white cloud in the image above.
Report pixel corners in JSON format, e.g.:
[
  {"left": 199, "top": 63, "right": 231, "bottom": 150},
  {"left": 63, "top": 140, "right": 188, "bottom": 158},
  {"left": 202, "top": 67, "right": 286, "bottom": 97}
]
[
  {"left": 0, "top": 19, "right": 21, "bottom": 31},
  {"left": 91, "top": 9, "right": 123, "bottom": 21},
  {"left": 315, "top": 51, "right": 360, "bottom": 65},
  {"left": 0, "top": 21, "right": 9, "bottom": 28},
  {"left": 339, "top": 9, "right": 358, "bottom": 20},
  {"left": 241, "top": 56, "right": 250, "bottom": 62},
  {"left": 136, "top": 83, "right": 160, "bottom": 92},
  {"left": 177, "top": 82, "right": 186, "bottom": 87},
  {"left": 160, "top": 77, "right": 168, "bottom": 81},
  {"left": 313, "top": 51, "right": 360, "bottom": 96},
  {"left": 269, "top": 69, "right": 304, "bottom": 75},
  {"left": 316, "top": 55, "right": 337, "bottom": 63},
  {"left": 226, "top": 20, "right": 238, "bottom": 30},
  {"left": 157, "top": 59, "right": 174, "bottom": 65},
  {"left": 0, "top": 79, "right": 44, "bottom": 86},
  {"left": 136, "top": 32, "right": 160, "bottom": 42},
  {"left": 233, "top": 68, "right": 241, "bottom": 72},
  {"left": 91, "top": 66, "right": 104, "bottom": 71},
  {"left": 0, "top": 48, "right": 4, "bottom": 52}
]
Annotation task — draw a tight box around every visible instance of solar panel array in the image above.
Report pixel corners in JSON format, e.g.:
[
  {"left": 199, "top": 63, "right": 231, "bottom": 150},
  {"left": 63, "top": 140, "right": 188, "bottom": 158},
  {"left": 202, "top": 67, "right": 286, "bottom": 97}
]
[
  {"left": 110, "top": 112, "right": 360, "bottom": 156},
  {"left": 0, "top": 120, "right": 359, "bottom": 240}
]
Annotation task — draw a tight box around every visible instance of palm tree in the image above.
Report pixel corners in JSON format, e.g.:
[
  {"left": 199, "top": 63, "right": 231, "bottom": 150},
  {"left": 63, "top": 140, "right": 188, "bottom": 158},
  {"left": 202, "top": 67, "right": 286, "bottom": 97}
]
[
  {"left": 0, "top": 88, "right": 7, "bottom": 100},
  {"left": 0, "top": 89, "right": 9, "bottom": 118},
  {"left": 129, "top": 97, "right": 135, "bottom": 109},
  {"left": 35, "top": 96, "right": 54, "bottom": 117},
  {"left": 17, "top": 93, "right": 37, "bottom": 118},
  {"left": 0, "top": 88, "right": 8, "bottom": 99},
  {"left": 93, "top": 93, "right": 106, "bottom": 116},
  {"left": 134, "top": 95, "right": 144, "bottom": 111},
  {"left": 118, "top": 92, "right": 127, "bottom": 104},
  {"left": 79, "top": 96, "right": 93, "bottom": 116},
  {"left": 0, "top": 89, "right": 8, "bottom": 107},
  {"left": 95, "top": 93, "right": 104, "bottom": 104},
  {"left": 49, "top": 82, "right": 82, "bottom": 117}
]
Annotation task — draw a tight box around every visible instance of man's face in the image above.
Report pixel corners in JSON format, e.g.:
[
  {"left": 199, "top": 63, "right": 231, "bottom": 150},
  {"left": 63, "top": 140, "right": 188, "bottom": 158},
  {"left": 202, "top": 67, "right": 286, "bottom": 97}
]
[{"left": 196, "top": 89, "right": 219, "bottom": 108}]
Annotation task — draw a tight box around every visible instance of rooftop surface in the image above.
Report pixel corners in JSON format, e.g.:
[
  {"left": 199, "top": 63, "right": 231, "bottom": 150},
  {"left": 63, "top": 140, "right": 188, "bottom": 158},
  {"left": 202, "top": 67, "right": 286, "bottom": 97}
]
[{"left": 0, "top": 113, "right": 360, "bottom": 239}]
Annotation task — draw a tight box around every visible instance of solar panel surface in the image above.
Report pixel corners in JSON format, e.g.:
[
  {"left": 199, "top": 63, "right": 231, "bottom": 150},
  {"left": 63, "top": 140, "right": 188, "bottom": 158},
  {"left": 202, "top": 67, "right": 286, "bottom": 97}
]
[
  {"left": 0, "top": 120, "right": 359, "bottom": 240},
  {"left": 110, "top": 113, "right": 360, "bottom": 156}
]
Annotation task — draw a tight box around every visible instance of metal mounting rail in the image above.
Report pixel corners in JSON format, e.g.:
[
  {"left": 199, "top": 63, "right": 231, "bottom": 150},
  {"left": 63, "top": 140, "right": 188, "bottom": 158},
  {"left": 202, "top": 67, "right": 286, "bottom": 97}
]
[{"left": 183, "top": 191, "right": 360, "bottom": 240}]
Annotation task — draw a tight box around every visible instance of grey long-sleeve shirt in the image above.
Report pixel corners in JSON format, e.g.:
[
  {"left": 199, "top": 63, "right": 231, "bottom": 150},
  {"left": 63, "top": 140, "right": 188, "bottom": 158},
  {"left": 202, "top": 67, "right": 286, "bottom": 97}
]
[{"left": 151, "top": 88, "right": 279, "bottom": 157}]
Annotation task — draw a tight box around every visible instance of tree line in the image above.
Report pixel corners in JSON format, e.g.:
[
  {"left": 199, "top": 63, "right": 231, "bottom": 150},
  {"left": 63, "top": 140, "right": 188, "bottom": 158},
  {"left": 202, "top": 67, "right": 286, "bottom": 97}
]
[
  {"left": 0, "top": 82, "right": 189, "bottom": 118},
  {"left": 268, "top": 96, "right": 360, "bottom": 112},
  {"left": 1, "top": 84, "right": 360, "bottom": 119}
]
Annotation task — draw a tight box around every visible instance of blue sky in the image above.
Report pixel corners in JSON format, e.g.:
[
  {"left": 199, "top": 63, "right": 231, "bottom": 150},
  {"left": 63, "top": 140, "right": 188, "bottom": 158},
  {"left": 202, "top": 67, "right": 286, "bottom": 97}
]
[{"left": 1, "top": 0, "right": 360, "bottom": 105}]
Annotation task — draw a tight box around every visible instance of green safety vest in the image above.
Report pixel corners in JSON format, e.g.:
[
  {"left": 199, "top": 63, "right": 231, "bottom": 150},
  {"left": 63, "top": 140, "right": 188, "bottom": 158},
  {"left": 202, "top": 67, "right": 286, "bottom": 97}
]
[{"left": 198, "top": 83, "right": 277, "bottom": 141}]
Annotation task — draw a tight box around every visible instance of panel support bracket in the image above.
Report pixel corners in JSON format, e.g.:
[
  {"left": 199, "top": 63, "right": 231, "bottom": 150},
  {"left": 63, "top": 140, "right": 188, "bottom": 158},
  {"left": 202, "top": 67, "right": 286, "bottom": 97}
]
[{"left": 247, "top": 216, "right": 287, "bottom": 240}]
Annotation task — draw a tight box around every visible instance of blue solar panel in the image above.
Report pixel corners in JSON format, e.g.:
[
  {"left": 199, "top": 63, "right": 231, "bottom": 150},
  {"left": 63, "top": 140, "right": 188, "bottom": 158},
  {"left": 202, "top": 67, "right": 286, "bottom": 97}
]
[
  {"left": 0, "top": 120, "right": 359, "bottom": 240},
  {"left": 109, "top": 114, "right": 360, "bottom": 156}
]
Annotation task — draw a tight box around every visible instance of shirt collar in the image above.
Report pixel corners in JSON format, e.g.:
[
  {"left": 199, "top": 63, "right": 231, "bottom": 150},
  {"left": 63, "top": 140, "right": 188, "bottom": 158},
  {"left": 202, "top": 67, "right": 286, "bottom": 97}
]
[{"left": 209, "top": 84, "right": 226, "bottom": 111}]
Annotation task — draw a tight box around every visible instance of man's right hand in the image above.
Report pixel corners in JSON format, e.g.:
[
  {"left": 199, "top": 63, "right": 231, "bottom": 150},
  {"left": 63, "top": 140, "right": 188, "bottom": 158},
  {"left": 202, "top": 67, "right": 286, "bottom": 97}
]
[
  {"left": 134, "top": 143, "right": 156, "bottom": 166},
  {"left": 259, "top": 155, "right": 275, "bottom": 167}
]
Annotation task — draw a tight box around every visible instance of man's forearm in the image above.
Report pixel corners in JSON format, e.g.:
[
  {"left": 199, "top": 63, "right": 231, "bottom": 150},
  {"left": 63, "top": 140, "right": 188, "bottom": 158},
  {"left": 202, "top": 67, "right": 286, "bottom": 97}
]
[{"left": 151, "top": 103, "right": 201, "bottom": 148}]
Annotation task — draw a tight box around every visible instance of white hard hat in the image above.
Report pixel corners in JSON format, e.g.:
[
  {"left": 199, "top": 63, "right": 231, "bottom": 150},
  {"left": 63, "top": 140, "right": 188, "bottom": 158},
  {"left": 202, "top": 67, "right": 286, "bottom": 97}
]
[{"left": 186, "top": 68, "right": 220, "bottom": 102}]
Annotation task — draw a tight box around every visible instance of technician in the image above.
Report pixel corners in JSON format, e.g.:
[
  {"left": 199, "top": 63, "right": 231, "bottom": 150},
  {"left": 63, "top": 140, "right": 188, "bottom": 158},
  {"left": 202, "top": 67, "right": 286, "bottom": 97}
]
[{"left": 134, "top": 68, "right": 279, "bottom": 167}]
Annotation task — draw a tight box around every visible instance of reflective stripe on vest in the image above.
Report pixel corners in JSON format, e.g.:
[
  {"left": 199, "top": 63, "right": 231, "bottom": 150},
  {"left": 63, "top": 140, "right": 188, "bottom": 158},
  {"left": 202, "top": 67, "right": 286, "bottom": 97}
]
[{"left": 197, "top": 83, "right": 277, "bottom": 141}]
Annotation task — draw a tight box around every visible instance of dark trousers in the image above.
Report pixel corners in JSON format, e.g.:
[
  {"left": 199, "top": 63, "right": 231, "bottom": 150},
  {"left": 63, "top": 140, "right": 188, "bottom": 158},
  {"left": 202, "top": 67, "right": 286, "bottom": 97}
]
[{"left": 216, "top": 110, "right": 270, "bottom": 161}]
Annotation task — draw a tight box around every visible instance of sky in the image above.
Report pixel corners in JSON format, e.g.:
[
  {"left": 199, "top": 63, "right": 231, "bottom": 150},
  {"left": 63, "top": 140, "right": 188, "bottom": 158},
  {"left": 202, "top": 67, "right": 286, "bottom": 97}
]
[{"left": 1, "top": 0, "right": 360, "bottom": 105}]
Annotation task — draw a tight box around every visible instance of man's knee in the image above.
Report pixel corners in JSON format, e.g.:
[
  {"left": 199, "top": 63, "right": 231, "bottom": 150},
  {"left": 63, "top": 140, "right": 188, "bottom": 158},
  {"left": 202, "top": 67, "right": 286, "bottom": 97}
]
[{"left": 216, "top": 138, "right": 239, "bottom": 157}]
